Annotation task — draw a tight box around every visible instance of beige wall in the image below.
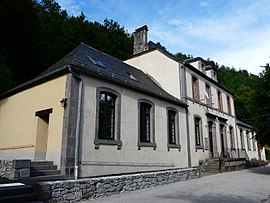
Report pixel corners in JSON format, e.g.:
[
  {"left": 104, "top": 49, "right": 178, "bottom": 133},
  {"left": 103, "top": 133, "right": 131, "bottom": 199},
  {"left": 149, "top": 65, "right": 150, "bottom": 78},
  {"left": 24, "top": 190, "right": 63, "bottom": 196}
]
[
  {"left": 0, "top": 75, "right": 67, "bottom": 167},
  {"left": 125, "top": 50, "right": 181, "bottom": 99},
  {"left": 79, "top": 75, "right": 188, "bottom": 177}
]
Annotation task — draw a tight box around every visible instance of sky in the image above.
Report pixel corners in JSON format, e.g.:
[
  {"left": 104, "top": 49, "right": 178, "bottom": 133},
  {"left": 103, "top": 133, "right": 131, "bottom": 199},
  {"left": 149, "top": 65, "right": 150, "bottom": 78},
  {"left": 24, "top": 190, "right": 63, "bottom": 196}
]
[{"left": 55, "top": 0, "right": 270, "bottom": 75}]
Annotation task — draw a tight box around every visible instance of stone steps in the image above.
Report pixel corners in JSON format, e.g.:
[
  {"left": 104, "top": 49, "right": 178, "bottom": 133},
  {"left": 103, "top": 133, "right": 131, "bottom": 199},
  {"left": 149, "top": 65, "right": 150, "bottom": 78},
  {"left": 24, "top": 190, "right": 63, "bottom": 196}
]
[
  {"left": 201, "top": 159, "right": 220, "bottom": 173},
  {"left": 28, "top": 161, "right": 65, "bottom": 183},
  {"left": 0, "top": 182, "right": 36, "bottom": 203}
]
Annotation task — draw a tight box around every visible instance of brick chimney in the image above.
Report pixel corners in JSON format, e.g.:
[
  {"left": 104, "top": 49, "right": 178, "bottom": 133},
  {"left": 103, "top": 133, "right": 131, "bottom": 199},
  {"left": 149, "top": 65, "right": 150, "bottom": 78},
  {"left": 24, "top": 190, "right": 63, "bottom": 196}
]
[{"left": 133, "top": 25, "right": 148, "bottom": 55}]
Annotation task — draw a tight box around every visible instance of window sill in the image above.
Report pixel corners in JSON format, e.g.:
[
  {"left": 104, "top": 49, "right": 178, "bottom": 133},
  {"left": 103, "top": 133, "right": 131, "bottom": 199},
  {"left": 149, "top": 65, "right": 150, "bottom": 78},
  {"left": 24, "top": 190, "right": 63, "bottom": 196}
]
[
  {"left": 195, "top": 146, "right": 204, "bottom": 152},
  {"left": 167, "top": 144, "right": 181, "bottom": 151},
  {"left": 138, "top": 141, "right": 157, "bottom": 150},
  {"left": 94, "top": 138, "right": 122, "bottom": 150}
]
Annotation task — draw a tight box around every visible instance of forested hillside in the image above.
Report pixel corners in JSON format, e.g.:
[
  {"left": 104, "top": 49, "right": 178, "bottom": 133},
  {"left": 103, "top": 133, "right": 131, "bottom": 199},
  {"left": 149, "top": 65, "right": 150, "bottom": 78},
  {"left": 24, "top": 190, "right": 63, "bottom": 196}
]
[
  {"left": 0, "top": 0, "right": 269, "bottom": 146},
  {"left": 0, "top": 0, "right": 133, "bottom": 93}
]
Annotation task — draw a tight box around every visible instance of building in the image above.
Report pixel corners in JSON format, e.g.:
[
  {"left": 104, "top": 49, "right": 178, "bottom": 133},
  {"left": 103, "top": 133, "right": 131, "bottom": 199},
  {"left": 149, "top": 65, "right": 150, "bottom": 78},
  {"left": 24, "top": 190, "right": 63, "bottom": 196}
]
[
  {"left": 125, "top": 25, "right": 263, "bottom": 167},
  {"left": 0, "top": 26, "right": 265, "bottom": 179}
]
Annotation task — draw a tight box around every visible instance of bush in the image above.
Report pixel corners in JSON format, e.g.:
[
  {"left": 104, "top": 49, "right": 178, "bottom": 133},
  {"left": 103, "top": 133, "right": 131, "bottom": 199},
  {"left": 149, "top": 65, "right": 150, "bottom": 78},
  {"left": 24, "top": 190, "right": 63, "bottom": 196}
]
[{"left": 249, "top": 158, "right": 269, "bottom": 167}]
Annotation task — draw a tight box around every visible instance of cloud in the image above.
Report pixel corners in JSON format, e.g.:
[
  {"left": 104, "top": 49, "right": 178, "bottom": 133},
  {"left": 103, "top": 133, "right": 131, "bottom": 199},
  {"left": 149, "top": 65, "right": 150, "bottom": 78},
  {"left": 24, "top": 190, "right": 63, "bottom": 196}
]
[
  {"left": 199, "top": 1, "right": 212, "bottom": 7},
  {"left": 55, "top": 0, "right": 85, "bottom": 16}
]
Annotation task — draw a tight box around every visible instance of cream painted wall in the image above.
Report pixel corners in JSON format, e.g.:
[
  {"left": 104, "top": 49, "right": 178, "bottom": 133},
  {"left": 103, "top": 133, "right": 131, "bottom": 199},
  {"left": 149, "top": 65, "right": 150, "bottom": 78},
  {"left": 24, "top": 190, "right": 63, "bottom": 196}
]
[
  {"left": 0, "top": 75, "right": 67, "bottom": 167},
  {"left": 185, "top": 68, "right": 239, "bottom": 166},
  {"left": 125, "top": 50, "right": 181, "bottom": 99},
  {"left": 79, "top": 75, "right": 188, "bottom": 177}
]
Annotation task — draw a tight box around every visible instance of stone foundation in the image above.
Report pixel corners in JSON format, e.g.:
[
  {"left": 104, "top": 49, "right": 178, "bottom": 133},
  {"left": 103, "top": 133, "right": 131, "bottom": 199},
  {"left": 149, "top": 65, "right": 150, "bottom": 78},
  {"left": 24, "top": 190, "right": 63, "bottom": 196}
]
[
  {"left": 0, "top": 159, "right": 31, "bottom": 180},
  {"left": 220, "top": 158, "right": 248, "bottom": 172},
  {"left": 36, "top": 167, "right": 199, "bottom": 202}
]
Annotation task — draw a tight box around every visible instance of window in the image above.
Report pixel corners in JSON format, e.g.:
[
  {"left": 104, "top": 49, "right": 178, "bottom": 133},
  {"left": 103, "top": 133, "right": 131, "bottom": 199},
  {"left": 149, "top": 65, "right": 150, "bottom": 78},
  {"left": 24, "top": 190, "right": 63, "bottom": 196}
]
[
  {"left": 240, "top": 129, "right": 245, "bottom": 149},
  {"left": 205, "top": 84, "right": 212, "bottom": 106},
  {"left": 138, "top": 100, "right": 156, "bottom": 149},
  {"left": 94, "top": 88, "right": 122, "bottom": 149},
  {"left": 227, "top": 95, "right": 232, "bottom": 115},
  {"left": 246, "top": 131, "right": 251, "bottom": 151},
  {"left": 229, "top": 126, "right": 235, "bottom": 149},
  {"left": 217, "top": 90, "right": 223, "bottom": 111},
  {"left": 252, "top": 132, "right": 256, "bottom": 151},
  {"left": 192, "top": 76, "right": 200, "bottom": 101},
  {"left": 98, "top": 92, "right": 116, "bottom": 139},
  {"left": 194, "top": 116, "right": 203, "bottom": 148},
  {"left": 167, "top": 108, "right": 181, "bottom": 150}
]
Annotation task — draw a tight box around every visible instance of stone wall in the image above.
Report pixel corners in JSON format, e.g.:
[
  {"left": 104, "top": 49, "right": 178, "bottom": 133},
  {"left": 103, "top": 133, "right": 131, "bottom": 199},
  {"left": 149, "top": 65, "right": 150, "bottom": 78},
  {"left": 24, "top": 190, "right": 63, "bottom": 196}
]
[
  {"left": 220, "top": 158, "right": 248, "bottom": 172},
  {"left": 36, "top": 168, "right": 199, "bottom": 202},
  {"left": 0, "top": 159, "right": 30, "bottom": 180}
]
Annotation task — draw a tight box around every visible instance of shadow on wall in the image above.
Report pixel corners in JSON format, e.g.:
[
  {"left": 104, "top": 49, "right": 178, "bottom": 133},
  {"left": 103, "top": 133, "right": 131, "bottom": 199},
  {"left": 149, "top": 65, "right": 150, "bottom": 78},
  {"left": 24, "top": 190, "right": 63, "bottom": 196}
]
[
  {"left": 156, "top": 192, "right": 257, "bottom": 203},
  {"left": 247, "top": 165, "right": 270, "bottom": 175}
]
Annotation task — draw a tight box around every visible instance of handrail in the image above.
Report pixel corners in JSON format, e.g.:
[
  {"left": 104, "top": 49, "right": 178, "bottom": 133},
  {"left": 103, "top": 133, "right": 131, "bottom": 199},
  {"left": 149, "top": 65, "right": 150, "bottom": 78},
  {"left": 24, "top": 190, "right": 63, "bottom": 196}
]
[{"left": 0, "top": 144, "right": 34, "bottom": 150}]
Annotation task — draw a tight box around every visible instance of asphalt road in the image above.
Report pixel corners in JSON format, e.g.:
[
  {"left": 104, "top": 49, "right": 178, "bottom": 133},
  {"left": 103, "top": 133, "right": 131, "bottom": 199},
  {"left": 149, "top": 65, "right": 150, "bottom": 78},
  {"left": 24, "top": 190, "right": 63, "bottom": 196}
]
[{"left": 83, "top": 165, "right": 270, "bottom": 203}]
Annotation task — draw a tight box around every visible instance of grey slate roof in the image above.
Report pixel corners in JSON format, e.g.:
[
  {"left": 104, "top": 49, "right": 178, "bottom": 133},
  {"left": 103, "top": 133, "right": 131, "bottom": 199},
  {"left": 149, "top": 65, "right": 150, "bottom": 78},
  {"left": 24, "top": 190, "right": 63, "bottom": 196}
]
[{"left": 1, "top": 43, "right": 187, "bottom": 107}]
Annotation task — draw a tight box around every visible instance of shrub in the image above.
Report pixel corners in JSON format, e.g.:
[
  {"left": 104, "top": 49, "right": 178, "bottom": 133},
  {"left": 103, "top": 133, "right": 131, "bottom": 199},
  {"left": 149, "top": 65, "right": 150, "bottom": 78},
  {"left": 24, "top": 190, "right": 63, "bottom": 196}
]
[{"left": 249, "top": 158, "right": 269, "bottom": 167}]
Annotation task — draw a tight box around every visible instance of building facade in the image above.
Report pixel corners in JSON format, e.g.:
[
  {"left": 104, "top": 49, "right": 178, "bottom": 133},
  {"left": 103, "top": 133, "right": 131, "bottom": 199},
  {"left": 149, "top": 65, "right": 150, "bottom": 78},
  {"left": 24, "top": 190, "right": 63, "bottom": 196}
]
[{"left": 0, "top": 26, "right": 265, "bottom": 179}]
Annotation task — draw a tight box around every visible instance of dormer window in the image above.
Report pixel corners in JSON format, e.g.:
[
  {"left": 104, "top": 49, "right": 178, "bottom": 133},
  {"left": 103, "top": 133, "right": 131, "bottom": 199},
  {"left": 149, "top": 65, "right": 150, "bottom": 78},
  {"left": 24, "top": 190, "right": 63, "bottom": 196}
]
[{"left": 89, "top": 57, "right": 105, "bottom": 68}]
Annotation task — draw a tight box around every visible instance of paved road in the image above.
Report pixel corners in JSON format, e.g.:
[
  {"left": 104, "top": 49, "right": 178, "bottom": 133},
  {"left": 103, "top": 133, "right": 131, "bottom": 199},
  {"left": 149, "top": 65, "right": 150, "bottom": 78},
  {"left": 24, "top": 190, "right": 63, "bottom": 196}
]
[{"left": 83, "top": 165, "right": 270, "bottom": 203}]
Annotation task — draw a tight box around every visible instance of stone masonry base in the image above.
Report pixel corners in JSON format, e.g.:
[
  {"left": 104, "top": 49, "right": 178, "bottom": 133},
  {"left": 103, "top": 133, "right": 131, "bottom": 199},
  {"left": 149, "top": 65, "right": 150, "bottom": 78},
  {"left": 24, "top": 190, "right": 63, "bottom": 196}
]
[{"left": 35, "top": 167, "right": 199, "bottom": 202}]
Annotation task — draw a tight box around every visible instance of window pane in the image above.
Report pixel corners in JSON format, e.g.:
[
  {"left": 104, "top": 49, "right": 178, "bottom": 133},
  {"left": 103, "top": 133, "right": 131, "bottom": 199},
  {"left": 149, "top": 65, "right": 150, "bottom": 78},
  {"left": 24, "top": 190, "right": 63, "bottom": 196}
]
[
  {"left": 98, "top": 92, "right": 116, "bottom": 140},
  {"left": 140, "top": 103, "right": 151, "bottom": 142},
  {"left": 195, "top": 117, "right": 201, "bottom": 146},
  {"left": 168, "top": 110, "right": 176, "bottom": 144}
]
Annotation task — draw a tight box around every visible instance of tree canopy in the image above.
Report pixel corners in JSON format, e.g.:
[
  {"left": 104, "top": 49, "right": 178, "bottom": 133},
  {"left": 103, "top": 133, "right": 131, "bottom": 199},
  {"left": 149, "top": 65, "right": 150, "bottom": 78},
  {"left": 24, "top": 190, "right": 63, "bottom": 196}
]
[{"left": 0, "top": 0, "right": 133, "bottom": 92}]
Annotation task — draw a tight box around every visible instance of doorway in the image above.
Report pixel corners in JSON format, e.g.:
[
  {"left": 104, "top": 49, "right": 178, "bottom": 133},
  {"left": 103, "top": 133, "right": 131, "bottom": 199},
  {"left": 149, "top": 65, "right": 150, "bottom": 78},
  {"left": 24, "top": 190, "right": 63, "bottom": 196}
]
[
  {"left": 34, "top": 108, "right": 52, "bottom": 160},
  {"left": 220, "top": 124, "right": 225, "bottom": 157},
  {"left": 208, "top": 121, "right": 214, "bottom": 158}
]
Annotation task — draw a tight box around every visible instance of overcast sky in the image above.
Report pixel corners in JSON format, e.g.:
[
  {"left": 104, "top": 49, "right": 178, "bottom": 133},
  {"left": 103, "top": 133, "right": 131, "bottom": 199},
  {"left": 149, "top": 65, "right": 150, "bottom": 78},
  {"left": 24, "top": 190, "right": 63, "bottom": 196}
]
[{"left": 55, "top": 0, "right": 270, "bottom": 75}]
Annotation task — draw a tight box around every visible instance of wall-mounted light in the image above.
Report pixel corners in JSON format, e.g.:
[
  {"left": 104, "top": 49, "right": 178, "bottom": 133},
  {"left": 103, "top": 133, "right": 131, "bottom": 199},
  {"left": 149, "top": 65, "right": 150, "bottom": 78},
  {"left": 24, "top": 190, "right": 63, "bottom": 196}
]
[{"left": 60, "top": 98, "right": 67, "bottom": 107}]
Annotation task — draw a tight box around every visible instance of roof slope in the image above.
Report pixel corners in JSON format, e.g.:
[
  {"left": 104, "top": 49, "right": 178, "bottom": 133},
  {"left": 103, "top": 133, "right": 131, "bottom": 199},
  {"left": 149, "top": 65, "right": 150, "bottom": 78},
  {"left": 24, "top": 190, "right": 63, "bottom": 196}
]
[{"left": 1, "top": 43, "right": 187, "bottom": 107}]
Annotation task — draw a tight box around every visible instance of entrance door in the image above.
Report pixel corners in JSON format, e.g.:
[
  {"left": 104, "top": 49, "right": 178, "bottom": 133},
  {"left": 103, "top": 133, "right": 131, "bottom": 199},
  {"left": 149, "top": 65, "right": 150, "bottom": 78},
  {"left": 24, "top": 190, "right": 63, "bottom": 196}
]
[
  {"left": 34, "top": 109, "right": 52, "bottom": 160},
  {"left": 220, "top": 124, "right": 225, "bottom": 157},
  {"left": 208, "top": 122, "right": 214, "bottom": 157}
]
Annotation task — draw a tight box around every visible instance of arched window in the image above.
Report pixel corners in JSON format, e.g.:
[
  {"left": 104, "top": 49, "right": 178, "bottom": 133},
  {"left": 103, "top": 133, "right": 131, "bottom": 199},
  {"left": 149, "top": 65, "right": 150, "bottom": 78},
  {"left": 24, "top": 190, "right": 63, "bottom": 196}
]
[
  {"left": 138, "top": 99, "right": 156, "bottom": 150},
  {"left": 167, "top": 108, "right": 181, "bottom": 151},
  {"left": 98, "top": 91, "right": 116, "bottom": 140},
  {"left": 194, "top": 116, "right": 203, "bottom": 148},
  {"left": 95, "top": 87, "right": 122, "bottom": 149}
]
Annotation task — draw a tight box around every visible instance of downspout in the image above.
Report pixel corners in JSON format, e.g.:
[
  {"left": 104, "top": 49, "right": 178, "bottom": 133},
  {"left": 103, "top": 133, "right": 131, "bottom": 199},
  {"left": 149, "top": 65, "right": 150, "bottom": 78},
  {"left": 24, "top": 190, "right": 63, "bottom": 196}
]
[
  {"left": 68, "top": 66, "right": 83, "bottom": 179},
  {"left": 181, "top": 62, "right": 191, "bottom": 167}
]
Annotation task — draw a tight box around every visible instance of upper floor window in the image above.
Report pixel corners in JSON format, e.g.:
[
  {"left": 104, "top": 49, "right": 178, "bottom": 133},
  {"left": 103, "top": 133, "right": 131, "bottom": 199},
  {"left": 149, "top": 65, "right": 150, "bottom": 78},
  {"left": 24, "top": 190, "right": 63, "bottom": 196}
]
[
  {"left": 227, "top": 95, "right": 232, "bottom": 115},
  {"left": 192, "top": 76, "right": 200, "bottom": 101},
  {"left": 205, "top": 84, "right": 212, "bottom": 107},
  {"left": 138, "top": 100, "right": 156, "bottom": 149},
  {"left": 194, "top": 116, "right": 203, "bottom": 148},
  {"left": 94, "top": 88, "right": 122, "bottom": 149},
  {"left": 167, "top": 108, "right": 181, "bottom": 150},
  {"left": 217, "top": 90, "right": 223, "bottom": 111}
]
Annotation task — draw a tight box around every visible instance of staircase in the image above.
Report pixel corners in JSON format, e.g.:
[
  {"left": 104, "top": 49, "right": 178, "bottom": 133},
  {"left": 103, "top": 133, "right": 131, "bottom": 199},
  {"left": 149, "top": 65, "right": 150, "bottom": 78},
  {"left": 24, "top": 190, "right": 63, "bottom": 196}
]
[
  {"left": 0, "top": 182, "right": 37, "bottom": 203},
  {"left": 29, "top": 160, "right": 65, "bottom": 182},
  {"left": 201, "top": 159, "right": 220, "bottom": 173}
]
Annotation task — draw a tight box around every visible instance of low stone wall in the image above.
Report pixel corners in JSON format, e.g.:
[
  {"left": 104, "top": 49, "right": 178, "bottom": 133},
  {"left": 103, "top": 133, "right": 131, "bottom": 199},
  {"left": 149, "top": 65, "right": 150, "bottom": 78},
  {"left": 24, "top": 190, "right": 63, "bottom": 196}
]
[
  {"left": 0, "top": 159, "right": 31, "bottom": 180},
  {"left": 36, "top": 168, "right": 199, "bottom": 202},
  {"left": 220, "top": 158, "right": 248, "bottom": 172}
]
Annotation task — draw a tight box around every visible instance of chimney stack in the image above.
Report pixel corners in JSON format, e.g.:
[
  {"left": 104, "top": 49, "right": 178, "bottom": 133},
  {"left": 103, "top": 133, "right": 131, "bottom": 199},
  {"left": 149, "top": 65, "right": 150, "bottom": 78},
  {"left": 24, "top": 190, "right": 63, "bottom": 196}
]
[{"left": 133, "top": 25, "right": 148, "bottom": 55}]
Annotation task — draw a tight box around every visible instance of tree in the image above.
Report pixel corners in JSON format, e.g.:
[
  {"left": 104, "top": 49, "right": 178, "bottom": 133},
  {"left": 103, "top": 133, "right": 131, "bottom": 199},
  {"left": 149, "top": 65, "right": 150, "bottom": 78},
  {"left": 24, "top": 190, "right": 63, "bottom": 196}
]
[{"left": 251, "top": 64, "right": 270, "bottom": 145}]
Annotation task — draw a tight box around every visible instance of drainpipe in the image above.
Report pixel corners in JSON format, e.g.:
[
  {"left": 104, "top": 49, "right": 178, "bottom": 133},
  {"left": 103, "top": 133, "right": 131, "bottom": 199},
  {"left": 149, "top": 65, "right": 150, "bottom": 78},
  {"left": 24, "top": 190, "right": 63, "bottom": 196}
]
[
  {"left": 181, "top": 62, "right": 191, "bottom": 167},
  {"left": 68, "top": 66, "right": 83, "bottom": 180}
]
